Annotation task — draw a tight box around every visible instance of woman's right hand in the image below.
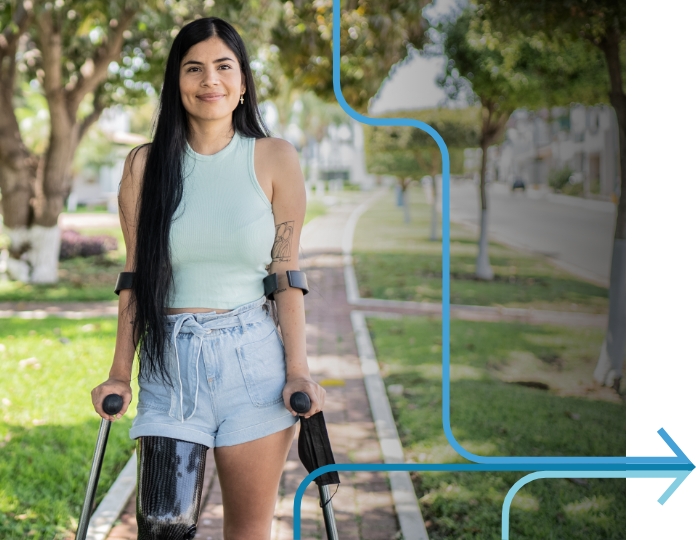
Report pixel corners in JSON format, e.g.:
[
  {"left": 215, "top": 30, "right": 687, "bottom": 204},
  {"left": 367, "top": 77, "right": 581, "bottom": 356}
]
[{"left": 91, "top": 377, "right": 132, "bottom": 421}]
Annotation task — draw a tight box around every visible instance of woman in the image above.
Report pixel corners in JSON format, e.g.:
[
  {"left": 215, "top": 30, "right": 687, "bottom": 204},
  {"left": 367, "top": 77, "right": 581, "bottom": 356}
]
[{"left": 90, "top": 17, "right": 325, "bottom": 540}]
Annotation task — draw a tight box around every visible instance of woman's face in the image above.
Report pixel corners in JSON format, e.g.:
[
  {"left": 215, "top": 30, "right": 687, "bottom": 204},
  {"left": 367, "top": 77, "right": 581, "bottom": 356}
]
[{"left": 179, "top": 36, "right": 246, "bottom": 125}]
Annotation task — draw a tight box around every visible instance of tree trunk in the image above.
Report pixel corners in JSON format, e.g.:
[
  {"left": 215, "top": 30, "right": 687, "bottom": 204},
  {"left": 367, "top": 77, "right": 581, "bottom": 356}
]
[
  {"left": 476, "top": 144, "right": 494, "bottom": 280},
  {"left": 429, "top": 175, "right": 439, "bottom": 241},
  {"left": 1, "top": 121, "right": 79, "bottom": 283},
  {"left": 402, "top": 181, "right": 411, "bottom": 224},
  {"left": 594, "top": 28, "right": 627, "bottom": 389},
  {"left": 395, "top": 183, "right": 404, "bottom": 206}
]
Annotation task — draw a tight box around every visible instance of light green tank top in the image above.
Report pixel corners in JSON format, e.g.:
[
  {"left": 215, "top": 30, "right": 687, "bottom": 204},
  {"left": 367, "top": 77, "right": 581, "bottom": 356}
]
[{"left": 168, "top": 133, "right": 274, "bottom": 309}]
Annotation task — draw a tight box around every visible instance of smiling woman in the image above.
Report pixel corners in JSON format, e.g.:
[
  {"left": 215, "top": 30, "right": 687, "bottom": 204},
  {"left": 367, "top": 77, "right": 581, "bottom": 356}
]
[
  {"left": 87, "top": 17, "right": 324, "bottom": 540},
  {"left": 179, "top": 40, "right": 247, "bottom": 142}
]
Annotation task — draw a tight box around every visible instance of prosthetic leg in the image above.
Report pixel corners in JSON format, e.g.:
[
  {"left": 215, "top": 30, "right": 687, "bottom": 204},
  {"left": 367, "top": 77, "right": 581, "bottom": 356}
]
[{"left": 136, "top": 437, "right": 208, "bottom": 540}]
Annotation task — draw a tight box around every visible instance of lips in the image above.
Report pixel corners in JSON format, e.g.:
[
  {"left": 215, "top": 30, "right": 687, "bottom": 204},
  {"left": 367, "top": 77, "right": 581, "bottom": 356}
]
[{"left": 197, "top": 93, "right": 225, "bottom": 102}]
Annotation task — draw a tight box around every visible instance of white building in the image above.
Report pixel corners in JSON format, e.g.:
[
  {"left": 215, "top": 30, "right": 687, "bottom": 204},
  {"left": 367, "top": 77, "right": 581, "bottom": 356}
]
[{"left": 479, "top": 105, "right": 621, "bottom": 199}]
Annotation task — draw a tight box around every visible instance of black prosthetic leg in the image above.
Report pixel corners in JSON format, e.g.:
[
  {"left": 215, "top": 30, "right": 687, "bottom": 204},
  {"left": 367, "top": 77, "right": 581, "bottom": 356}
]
[{"left": 136, "top": 437, "right": 208, "bottom": 540}]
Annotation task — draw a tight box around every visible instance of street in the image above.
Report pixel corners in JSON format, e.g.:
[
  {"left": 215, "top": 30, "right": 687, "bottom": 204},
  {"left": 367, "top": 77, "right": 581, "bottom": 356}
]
[{"left": 450, "top": 181, "right": 616, "bottom": 286}]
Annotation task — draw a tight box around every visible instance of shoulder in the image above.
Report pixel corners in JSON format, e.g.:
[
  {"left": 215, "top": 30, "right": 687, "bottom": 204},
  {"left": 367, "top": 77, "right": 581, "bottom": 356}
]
[
  {"left": 122, "top": 144, "right": 151, "bottom": 185},
  {"left": 254, "top": 137, "right": 299, "bottom": 167},
  {"left": 118, "top": 143, "right": 151, "bottom": 205}
]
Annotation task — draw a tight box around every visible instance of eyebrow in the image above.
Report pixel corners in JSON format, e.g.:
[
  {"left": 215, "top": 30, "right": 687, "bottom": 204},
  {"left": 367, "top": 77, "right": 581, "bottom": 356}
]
[{"left": 182, "top": 57, "right": 237, "bottom": 67}]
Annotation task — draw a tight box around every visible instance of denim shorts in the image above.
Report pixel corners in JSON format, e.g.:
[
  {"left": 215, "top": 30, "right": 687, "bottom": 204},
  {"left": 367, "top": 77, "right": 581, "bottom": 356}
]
[{"left": 129, "top": 296, "right": 298, "bottom": 448}]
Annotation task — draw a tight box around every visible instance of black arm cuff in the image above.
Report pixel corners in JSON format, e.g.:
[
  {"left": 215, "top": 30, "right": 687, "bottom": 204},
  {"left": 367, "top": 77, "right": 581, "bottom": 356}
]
[
  {"left": 114, "top": 272, "right": 135, "bottom": 295},
  {"left": 263, "top": 271, "right": 309, "bottom": 301}
]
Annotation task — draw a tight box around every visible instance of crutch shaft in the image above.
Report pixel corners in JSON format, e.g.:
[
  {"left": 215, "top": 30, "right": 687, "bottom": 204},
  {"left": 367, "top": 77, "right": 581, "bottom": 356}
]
[
  {"left": 319, "top": 484, "right": 339, "bottom": 540},
  {"left": 75, "top": 394, "right": 123, "bottom": 540},
  {"left": 75, "top": 418, "right": 112, "bottom": 540}
]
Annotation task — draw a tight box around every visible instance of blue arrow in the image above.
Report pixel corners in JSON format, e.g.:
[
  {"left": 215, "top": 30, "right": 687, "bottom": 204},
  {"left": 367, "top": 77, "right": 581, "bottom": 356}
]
[
  {"left": 330, "top": 0, "right": 691, "bottom": 472},
  {"left": 292, "top": 461, "right": 692, "bottom": 538},
  {"left": 501, "top": 468, "right": 692, "bottom": 540}
]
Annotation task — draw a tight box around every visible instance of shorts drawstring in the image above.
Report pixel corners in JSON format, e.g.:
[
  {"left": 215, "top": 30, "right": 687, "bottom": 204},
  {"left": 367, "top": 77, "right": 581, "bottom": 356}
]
[{"left": 167, "top": 296, "right": 267, "bottom": 422}]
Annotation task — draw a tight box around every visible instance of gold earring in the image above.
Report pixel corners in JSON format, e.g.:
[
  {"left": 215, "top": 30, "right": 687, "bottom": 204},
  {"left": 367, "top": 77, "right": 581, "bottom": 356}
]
[{"left": 240, "top": 94, "right": 244, "bottom": 104}]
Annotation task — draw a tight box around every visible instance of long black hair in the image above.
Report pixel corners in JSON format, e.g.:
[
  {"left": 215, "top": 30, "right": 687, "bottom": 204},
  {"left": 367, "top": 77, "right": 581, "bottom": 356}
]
[{"left": 130, "top": 17, "right": 270, "bottom": 384}]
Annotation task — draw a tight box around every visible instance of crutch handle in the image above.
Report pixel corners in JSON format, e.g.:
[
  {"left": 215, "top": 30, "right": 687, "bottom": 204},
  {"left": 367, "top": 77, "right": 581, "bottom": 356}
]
[
  {"left": 103, "top": 394, "right": 123, "bottom": 416},
  {"left": 290, "top": 391, "right": 311, "bottom": 414}
]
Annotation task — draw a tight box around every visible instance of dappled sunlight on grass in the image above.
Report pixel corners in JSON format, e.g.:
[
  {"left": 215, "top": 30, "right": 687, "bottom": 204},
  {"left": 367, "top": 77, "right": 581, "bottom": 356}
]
[
  {"left": 0, "top": 318, "right": 136, "bottom": 539},
  {"left": 368, "top": 316, "right": 625, "bottom": 539}
]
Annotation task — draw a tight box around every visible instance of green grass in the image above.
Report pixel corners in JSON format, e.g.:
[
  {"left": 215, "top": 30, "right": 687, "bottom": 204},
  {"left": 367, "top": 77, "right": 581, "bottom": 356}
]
[
  {"left": 64, "top": 204, "right": 109, "bottom": 214},
  {"left": 368, "top": 316, "right": 625, "bottom": 539},
  {"left": 353, "top": 189, "right": 608, "bottom": 313},
  {"left": 0, "top": 318, "right": 137, "bottom": 539}
]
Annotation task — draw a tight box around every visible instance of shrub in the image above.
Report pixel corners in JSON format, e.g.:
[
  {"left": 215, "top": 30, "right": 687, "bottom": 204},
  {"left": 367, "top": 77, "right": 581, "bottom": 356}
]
[
  {"left": 548, "top": 166, "right": 574, "bottom": 191},
  {"left": 59, "top": 229, "right": 118, "bottom": 260}
]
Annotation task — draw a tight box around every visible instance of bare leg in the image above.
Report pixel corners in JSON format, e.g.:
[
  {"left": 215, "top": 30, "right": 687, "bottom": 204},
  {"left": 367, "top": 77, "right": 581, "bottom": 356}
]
[
  {"left": 214, "top": 424, "right": 296, "bottom": 540},
  {"left": 136, "top": 437, "right": 208, "bottom": 540}
]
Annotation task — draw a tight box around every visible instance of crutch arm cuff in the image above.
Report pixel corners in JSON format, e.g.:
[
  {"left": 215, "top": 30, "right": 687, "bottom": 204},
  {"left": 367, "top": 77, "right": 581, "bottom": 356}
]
[
  {"left": 286, "top": 270, "right": 309, "bottom": 296},
  {"left": 114, "top": 272, "right": 135, "bottom": 295},
  {"left": 264, "top": 271, "right": 309, "bottom": 300}
]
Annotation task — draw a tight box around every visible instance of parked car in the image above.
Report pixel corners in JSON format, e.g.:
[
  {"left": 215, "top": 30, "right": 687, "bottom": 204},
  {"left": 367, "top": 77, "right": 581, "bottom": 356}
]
[{"left": 511, "top": 177, "right": 526, "bottom": 191}]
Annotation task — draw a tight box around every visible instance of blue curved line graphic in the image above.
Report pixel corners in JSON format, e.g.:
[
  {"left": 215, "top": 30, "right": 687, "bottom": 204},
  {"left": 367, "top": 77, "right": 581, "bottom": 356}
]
[
  {"left": 330, "top": 0, "right": 692, "bottom": 472},
  {"left": 291, "top": 463, "right": 690, "bottom": 538},
  {"left": 501, "top": 469, "right": 691, "bottom": 539}
]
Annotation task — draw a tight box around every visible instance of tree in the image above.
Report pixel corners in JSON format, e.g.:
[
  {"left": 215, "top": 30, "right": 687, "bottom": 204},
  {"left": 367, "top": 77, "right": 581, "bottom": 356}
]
[
  {"left": 405, "top": 108, "right": 478, "bottom": 239},
  {"left": 439, "top": 8, "right": 607, "bottom": 279},
  {"left": 478, "top": 0, "right": 626, "bottom": 390},
  {"left": 271, "top": 0, "right": 431, "bottom": 113},
  {"left": 364, "top": 108, "right": 477, "bottom": 227},
  {"left": 0, "top": 0, "right": 280, "bottom": 283}
]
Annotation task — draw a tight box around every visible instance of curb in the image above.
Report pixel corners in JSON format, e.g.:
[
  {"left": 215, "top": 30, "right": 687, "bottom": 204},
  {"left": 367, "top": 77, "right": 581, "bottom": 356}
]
[
  {"left": 85, "top": 452, "right": 137, "bottom": 540},
  {"left": 350, "top": 311, "right": 429, "bottom": 540},
  {"left": 342, "top": 190, "right": 429, "bottom": 539}
]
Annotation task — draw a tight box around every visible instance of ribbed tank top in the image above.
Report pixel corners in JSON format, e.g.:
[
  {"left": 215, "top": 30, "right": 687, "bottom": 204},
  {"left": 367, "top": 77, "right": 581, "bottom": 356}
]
[{"left": 168, "top": 133, "right": 274, "bottom": 309}]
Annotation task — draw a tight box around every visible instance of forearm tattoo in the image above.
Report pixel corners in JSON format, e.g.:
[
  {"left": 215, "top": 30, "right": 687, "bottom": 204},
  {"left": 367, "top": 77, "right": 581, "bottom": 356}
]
[{"left": 271, "top": 221, "right": 294, "bottom": 262}]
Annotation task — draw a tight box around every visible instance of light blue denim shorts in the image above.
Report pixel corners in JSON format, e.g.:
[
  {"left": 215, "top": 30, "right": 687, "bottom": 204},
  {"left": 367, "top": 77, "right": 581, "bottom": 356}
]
[{"left": 129, "top": 296, "right": 298, "bottom": 448}]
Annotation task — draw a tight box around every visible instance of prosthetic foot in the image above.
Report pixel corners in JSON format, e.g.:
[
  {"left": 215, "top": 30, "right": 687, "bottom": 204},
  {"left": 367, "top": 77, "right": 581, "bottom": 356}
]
[{"left": 136, "top": 436, "right": 208, "bottom": 540}]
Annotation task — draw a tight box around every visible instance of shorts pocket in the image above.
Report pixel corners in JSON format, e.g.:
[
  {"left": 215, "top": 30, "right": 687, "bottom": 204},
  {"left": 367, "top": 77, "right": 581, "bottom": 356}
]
[
  {"left": 236, "top": 325, "right": 286, "bottom": 407},
  {"left": 137, "top": 372, "right": 174, "bottom": 413}
]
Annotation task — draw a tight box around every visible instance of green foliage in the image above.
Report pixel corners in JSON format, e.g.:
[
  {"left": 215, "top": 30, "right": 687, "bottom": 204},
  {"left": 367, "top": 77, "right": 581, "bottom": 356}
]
[
  {"left": 271, "top": 0, "right": 431, "bottom": 112},
  {"left": 5, "top": 0, "right": 282, "bottom": 109},
  {"left": 0, "top": 317, "right": 137, "bottom": 539},
  {"left": 364, "top": 108, "right": 478, "bottom": 179},
  {"left": 369, "top": 316, "right": 625, "bottom": 539},
  {"left": 478, "top": 0, "right": 625, "bottom": 47},
  {"left": 548, "top": 166, "right": 574, "bottom": 191},
  {"left": 439, "top": 8, "right": 609, "bottom": 119}
]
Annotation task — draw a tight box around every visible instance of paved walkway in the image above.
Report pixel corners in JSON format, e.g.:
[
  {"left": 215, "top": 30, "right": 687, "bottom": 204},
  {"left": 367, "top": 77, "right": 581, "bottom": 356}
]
[{"left": 108, "top": 193, "right": 401, "bottom": 540}]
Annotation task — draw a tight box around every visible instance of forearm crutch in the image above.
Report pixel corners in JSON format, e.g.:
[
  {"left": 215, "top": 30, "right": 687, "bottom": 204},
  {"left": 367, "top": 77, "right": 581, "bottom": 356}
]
[
  {"left": 75, "top": 394, "right": 124, "bottom": 540},
  {"left": 290, "top": 392, "right": 340, "bottom": 540}
]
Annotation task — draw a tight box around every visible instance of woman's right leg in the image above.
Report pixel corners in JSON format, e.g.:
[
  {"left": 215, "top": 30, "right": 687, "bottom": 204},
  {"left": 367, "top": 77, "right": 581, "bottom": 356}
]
[{"left": 136, "top": 436, "right": 208, "bottom": 540}]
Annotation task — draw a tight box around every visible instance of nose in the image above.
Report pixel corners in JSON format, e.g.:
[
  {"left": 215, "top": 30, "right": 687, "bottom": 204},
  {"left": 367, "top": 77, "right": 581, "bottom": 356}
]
[{"left": 201, "top": 68, "right": 220, "bottom": 87}]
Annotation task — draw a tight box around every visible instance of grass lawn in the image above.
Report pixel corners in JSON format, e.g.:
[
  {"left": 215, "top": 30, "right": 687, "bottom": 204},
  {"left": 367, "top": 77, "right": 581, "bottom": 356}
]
[
  {"left": 353, "top": 188, "right": 608, "bottom": 313},
  {"left": 0, "top": 318, "right": 137, "bottom": 539},
  {"left": 368, "top": 316, "right": 625, "bottom": 539}
]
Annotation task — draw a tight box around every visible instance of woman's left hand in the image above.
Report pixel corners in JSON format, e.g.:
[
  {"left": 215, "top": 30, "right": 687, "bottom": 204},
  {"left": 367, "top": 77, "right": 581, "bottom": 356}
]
[{"left": 282, "top": 376, "right": 326, "bottom": 418}]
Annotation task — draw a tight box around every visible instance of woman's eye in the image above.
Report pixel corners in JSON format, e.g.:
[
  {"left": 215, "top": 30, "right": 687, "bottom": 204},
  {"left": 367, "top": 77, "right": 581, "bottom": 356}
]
[{"left": 219, "top": 64, "right": 231, "bottom": 70}]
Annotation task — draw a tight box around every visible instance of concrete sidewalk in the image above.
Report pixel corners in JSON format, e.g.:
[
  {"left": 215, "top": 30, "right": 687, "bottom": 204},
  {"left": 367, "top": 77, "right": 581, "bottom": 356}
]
[{"left": 107, "top": 193, "right": 400, "bottom": 540}]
